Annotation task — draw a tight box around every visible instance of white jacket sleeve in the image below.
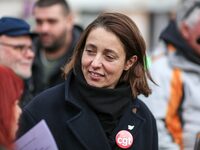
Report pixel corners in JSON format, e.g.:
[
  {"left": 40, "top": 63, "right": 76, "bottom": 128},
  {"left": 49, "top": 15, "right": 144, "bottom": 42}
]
[{"left": 139, "top": 54, "right": 180, "bottom": 150}]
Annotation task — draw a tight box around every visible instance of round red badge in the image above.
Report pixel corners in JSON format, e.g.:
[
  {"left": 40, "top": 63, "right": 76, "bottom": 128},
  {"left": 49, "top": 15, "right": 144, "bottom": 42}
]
[{"left": 115, "top": 130, "right": 133, "bottom": 149}]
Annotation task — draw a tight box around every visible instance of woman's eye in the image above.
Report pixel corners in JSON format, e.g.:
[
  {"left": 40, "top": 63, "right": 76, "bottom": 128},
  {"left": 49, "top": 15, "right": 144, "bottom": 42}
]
[
  {"left": 105, "top": 55, "right": 115, "bottom": 61},
  {"left": 85, "top": 49, "right": 96, "bottom": 55},
  {"left": 85, "top": 49, "right": 92, "bottom": 52}
]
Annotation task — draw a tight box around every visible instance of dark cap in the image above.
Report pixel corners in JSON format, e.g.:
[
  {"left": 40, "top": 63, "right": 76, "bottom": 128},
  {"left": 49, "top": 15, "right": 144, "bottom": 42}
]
[{"left": 0, "top": 17, "right": 37, "bottom": 37}]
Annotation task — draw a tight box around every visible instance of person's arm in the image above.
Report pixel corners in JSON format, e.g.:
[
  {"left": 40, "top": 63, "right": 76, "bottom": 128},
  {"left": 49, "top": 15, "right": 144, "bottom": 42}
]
[{"left": 140, "top": 55, "right": 180, "bottom": 150}]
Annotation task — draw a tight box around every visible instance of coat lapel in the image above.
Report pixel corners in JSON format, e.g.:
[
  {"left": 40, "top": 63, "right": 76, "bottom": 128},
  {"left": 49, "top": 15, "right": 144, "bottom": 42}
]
[
  {"left": 116, "top": 108, "right": 145, "bottom": 137},
  {"left": 110, "top": 103, "right": 146, "bottom": 149},
  {"left": 66, "top": 100, "right": 111, "bottom": 150}
]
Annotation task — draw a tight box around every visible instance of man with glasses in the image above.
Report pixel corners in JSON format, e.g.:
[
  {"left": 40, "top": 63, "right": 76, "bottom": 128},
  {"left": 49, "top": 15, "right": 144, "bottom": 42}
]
[
  {"left": 140, "top": 0, "right": 200, "bottom": 150},
  {"left": 0, "top": 17, "right": 36, "bottom": 78},
  {"left": 0, "top": 17, "right": 36, "bottom": 96}
]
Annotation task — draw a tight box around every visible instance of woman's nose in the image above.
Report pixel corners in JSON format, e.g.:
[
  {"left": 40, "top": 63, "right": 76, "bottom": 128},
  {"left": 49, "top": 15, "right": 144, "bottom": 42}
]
[{"left": 91, "top": 55, "right": 103, "bottom": 68}]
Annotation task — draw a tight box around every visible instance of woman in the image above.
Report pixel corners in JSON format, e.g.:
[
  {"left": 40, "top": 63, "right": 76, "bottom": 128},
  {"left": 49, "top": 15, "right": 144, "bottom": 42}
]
[
  {"left": 0, "top": 65, "right": 24, "bottom": 150},
  {"left": 18, "top": 12, "right": 158, "bottom": 150}
]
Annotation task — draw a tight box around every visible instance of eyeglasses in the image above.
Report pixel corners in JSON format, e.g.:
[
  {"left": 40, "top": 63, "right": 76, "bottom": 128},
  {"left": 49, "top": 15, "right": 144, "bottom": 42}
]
[{"left": 0, "top": 42, "right": 34, "bottom": 55}]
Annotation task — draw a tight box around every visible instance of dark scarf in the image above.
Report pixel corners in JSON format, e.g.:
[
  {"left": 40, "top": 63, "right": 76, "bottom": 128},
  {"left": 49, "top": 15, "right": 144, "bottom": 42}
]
[
  {"left": 160, "top": 20, "right": 200, "bottom": 65},
  {"left": 71, "top": 69, "right": 132, "bottom": 137}
]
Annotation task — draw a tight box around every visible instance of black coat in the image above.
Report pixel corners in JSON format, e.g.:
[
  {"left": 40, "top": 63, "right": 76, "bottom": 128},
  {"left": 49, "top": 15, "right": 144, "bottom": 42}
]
[{"left": 17, "top": 75, "right": 158, "bottom": 150}]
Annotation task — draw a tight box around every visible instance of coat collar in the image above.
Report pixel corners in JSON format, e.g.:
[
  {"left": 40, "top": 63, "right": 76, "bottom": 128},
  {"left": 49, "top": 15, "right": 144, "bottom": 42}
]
[{"left": 64, "top": 72, "right": 146, "bottom": 150}]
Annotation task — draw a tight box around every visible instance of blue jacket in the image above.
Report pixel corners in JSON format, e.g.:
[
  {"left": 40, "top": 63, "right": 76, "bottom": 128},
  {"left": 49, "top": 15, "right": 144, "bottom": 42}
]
[{"left": 17, "top": 74, "right": 158, "bottom": 150}]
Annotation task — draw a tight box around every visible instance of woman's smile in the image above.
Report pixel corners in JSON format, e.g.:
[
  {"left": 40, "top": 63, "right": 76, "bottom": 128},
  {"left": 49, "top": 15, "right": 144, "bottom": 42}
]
[{"left": 88, "top": 70, "right": 104, "bottom": 80}]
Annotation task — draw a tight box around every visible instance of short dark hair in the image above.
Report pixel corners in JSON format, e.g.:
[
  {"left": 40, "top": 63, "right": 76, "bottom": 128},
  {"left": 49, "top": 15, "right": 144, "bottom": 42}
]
[{"left": 34, "top": 0, "right": 70, "bottom": 15}]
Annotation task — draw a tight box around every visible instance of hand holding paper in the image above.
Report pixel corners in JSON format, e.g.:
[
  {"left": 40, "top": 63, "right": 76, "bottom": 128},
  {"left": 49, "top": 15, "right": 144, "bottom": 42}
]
[{"left": 15, "top": 120, "right": 58, "bottom": 150}]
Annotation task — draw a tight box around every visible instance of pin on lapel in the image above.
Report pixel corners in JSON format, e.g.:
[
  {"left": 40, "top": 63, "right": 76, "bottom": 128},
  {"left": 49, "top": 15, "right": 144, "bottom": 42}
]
[
  {"left": 128, "top": 125, "right": 134, "bottom": 130},
  {"left": 115, "top": 130, "right": 133, "bottom": 149}
]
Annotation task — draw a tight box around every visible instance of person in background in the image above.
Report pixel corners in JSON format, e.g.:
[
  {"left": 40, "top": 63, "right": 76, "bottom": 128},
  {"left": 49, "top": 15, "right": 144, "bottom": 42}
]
[
  {"left": 0, "top": 17, "right": 36, "bottom": 108},
  {"left": 0, "top": 17, "right": 35, "bottom": 79},
  {"left": 0, "top": 65, "right": 24, "bottom": 150},
  {"left": 27, "top": 0, "right": 83, "bottom": 105},
  {"left": 17, "top": 12, "right": 158, "bottom": 150},
  {"left": 140, "top": 0, "right": 200, "bottom": 149}
]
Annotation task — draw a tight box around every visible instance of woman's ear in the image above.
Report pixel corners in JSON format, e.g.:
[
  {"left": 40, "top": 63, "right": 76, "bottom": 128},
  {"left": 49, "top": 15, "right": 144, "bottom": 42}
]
[{"left": 124, "top": 55, "right": 138, "bottom": 71}]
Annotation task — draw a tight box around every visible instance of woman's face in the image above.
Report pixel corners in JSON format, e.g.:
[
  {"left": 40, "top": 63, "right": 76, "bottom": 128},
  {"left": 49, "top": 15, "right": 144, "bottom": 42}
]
[
  {"left": 81, "top": 27, "right": 135, "bottom": 89},
  {"left": 11, "top": 100, "right": 22, "bottom": 139}
]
